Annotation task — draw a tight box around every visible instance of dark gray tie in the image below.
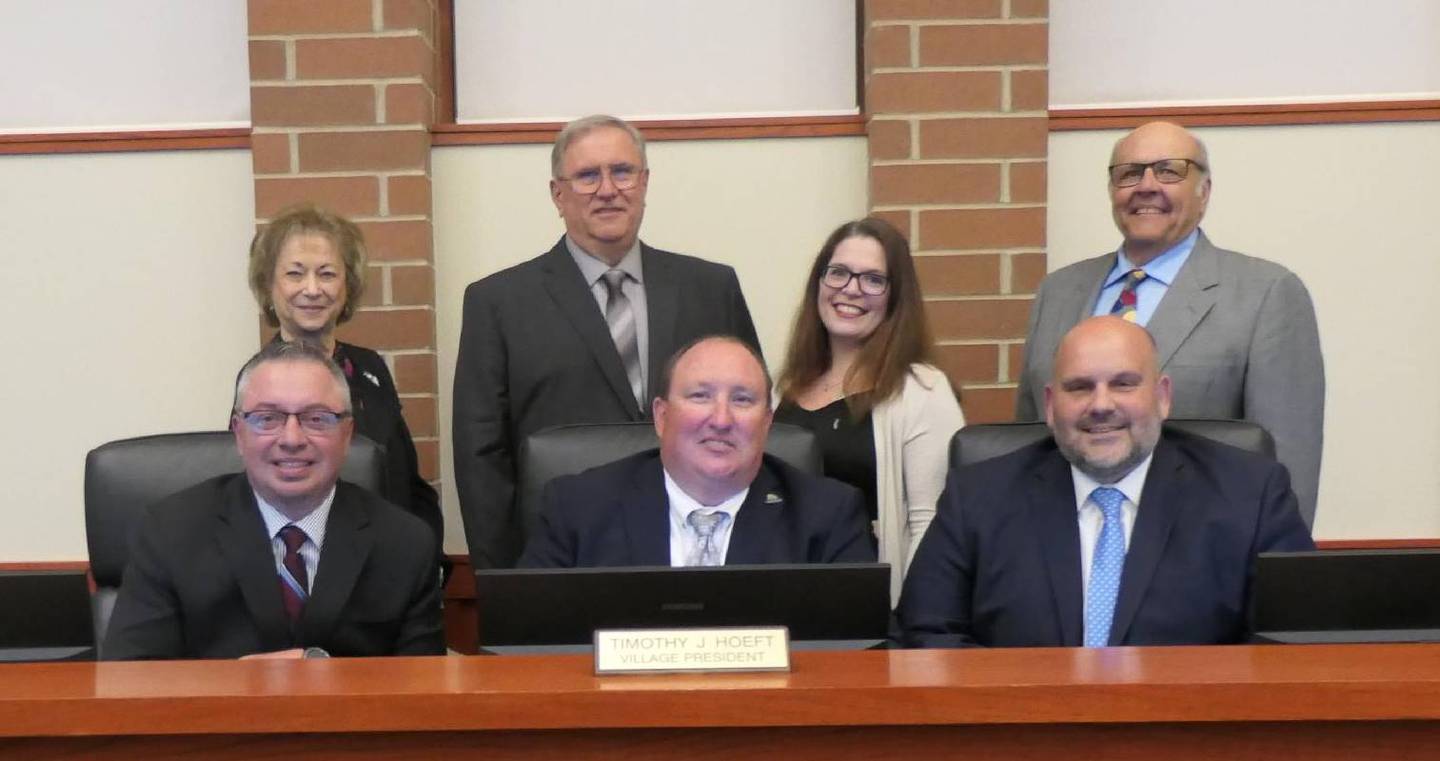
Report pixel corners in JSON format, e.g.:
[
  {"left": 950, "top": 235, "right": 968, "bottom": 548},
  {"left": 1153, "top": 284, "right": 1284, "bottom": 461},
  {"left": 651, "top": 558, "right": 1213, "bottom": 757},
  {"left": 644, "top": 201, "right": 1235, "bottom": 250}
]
[{"left": 601, "top": 269, "right": 643, "bottom": 407}]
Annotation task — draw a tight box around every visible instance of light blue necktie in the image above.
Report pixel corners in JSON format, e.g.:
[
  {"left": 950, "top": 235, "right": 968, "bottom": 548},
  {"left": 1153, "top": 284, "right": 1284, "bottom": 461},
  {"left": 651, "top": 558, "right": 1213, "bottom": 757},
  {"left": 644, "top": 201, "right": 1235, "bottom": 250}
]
[
  {"left": 687, "top": 510, "right": 730, "bottom": 567},
  {"left": 1084, "top": 487, "right": 1127, "bottom": 647}
]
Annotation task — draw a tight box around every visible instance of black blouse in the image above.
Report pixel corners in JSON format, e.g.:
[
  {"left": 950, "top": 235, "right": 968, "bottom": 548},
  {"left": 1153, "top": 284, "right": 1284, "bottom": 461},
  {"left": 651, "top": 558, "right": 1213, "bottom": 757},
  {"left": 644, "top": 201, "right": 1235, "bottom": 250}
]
[{"left": 774, "top": 397, "right": 878, "bottom": 522}]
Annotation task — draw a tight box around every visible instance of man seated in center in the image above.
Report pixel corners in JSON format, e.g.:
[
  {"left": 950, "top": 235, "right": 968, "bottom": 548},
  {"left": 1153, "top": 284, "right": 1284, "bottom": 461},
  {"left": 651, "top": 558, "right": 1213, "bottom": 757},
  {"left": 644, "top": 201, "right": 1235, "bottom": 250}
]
[{"left": 519, "top": 335, "right": 875, "bottom": 567}]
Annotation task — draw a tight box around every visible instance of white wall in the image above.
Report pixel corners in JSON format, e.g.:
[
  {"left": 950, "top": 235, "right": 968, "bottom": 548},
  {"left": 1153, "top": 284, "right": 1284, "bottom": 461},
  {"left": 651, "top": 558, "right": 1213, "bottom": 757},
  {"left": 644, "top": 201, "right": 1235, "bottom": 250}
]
[
  {"left": 0, "top": 149, "right": 259, "bottom": 559},
  {"left": 1048, "top": 123, "right": 1440, "bottom": 540},
  {"left": 431, "top": 136, "right": 869, "bottom": 552}
]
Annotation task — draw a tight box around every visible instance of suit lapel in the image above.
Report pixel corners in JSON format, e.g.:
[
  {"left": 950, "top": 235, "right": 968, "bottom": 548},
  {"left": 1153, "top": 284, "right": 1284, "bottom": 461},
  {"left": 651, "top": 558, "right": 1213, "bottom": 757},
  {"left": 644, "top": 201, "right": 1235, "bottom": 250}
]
[
  {"left": 641, "top": 244, "right": 677, "bottom": 407},
  {"left": 217, "top": 477, "right": 293, "bottom": 650},
  {"left": 300, "top": 484, "right": 374, "bottom": 643},
  {"left": 622, "top": 456, "right": 673, "bottom": 565},
  {"left": 1073, "top": 254, "right": 1116, "bottom": 323},
  {"left": 1109, "top": 438, "right": 1186, "bottom": 644},
  {"left": 724, "top": 466, "right": 784, "bottom": 565},
  {"left": 1031, "top": 451, "right": 1084, "bottom": 646},
  {"left": 538, "top": 239, "right": 644, "bottom": 419},
  {"left": 1147, "top": 233, "right": 1220, "bottom": 371}
]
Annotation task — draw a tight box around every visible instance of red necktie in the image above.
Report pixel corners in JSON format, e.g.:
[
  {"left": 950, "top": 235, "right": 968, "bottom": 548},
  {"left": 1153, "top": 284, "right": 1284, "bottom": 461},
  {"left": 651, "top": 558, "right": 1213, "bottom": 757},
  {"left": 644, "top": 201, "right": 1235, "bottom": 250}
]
[{"left": 277, "top": 525, "right": 309, "bottom": 624}]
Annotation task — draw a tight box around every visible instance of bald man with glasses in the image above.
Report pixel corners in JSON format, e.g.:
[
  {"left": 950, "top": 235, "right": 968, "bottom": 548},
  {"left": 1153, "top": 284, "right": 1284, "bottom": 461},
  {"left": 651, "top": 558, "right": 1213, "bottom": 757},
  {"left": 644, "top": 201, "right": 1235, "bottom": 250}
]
[
  {"left": 453, "top": 114, "right": 761, "bottom": 571},
  {"left": 1016, "top": 121, "right": 1325, "bottom": 527}
]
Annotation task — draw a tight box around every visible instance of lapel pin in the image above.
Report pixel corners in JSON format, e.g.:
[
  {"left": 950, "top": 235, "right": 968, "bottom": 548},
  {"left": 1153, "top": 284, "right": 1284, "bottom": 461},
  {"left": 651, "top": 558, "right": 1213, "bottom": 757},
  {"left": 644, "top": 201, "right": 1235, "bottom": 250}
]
[
  {"left": 764, "top": 492, "right": 783, "bottom": 505},
  {"left": 362, "top": 370, "right": 381, "bottom": 387}
]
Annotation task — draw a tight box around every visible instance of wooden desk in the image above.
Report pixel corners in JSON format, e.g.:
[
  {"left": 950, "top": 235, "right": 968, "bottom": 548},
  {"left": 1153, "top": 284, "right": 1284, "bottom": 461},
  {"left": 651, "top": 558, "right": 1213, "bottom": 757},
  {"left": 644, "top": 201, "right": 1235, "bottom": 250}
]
[{"left": 1, "top": 645, "right": 1438, "bottom": 760}]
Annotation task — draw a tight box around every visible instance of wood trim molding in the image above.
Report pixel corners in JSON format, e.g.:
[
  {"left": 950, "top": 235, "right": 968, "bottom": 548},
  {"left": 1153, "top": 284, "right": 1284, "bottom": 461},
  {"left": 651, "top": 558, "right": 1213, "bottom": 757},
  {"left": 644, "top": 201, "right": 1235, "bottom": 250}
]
[
  {"left": 0, "top": 128, "right": 251, "bottom": 156},
  {"left": 1050, "top": 99, "right": 1440, "bottom": 130},
  {"left": 1314, "top": 538, "right": 1440, "bottom": 551},
  {"left": 432, "top": 114, "right": 868, "bottom": 146}
]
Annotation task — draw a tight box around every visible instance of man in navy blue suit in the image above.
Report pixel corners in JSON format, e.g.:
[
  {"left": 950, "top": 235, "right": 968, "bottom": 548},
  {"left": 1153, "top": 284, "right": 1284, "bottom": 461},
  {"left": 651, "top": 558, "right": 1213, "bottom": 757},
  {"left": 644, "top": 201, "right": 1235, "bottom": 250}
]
[
  {"left": 519, "top": 335, "right": 874, "bottom": 568},
  {"left": 897, "top": 316, "right": 1313, "bottom": 648}
]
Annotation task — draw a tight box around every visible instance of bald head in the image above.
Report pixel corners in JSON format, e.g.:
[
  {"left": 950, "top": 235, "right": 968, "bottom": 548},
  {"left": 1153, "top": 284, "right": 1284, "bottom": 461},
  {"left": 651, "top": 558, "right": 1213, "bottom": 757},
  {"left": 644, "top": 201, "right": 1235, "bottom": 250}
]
[
  {"left": 1108, "top": 121, "right": 1212, "bottom": 266},
  {"left": 1045, "top": 316, "right": 1172, "bottom": 483}
]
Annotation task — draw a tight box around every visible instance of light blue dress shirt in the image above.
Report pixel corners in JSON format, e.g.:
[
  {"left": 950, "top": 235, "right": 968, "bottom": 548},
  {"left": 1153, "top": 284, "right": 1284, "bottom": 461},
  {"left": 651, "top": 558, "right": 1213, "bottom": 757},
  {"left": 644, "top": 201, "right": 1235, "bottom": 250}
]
[{"left": 1090, "top": 229, "right": 1200, "bottom": 326}]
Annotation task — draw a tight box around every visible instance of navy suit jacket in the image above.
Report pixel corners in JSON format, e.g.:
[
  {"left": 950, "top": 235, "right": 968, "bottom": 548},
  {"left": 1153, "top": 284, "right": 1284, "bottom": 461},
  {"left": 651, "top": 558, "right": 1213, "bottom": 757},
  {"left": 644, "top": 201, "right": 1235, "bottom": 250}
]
[
  {"left": 454, "top": 238, "right": 761, "bottom": 569},
  {"left": 104, "top": 475, "right": 445, "bottom": 659},
  {"left": 518, "top": 451, "right": 876, "bottom": 568},
  {"left": 897, "top": 430, "right": 1314, "bottom": 648}
]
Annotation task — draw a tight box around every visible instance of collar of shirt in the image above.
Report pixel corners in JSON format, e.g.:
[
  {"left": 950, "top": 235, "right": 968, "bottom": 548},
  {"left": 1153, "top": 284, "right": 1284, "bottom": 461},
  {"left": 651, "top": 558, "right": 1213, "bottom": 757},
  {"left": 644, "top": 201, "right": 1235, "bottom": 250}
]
[
  {"left": 566, "top": 236, "right": 644, "bottom": 287},
  {"left": 1070, "top": 451, "right": 1154, "bottom": 514},
  {"left": 662, "top": 468, "right": 748, "bottom": 567},
  {"left": 1070, "top": 451, "right": 1154, "bottom": 600},
  {"left": 254, "top": 486, "right": 335, "bottom": 553},
  {"left": 1105, "top": 228, "right": 1200, "bottom": 289}
]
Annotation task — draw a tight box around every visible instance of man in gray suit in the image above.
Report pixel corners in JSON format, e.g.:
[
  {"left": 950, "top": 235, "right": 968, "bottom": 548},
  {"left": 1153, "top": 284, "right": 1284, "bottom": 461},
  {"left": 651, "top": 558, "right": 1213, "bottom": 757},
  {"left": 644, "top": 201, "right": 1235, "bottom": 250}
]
[
  {"left": 1016, "top": 121, "right": 1324, "bottom": 526},
  {"left": 454, "top": 115, "right": 761, "bottom": 569}
]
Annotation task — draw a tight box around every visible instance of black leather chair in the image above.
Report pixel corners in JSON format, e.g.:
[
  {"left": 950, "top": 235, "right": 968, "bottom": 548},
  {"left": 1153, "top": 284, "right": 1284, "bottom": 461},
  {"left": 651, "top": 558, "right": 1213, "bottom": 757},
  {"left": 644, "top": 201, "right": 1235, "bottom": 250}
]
[
  {"left": 948, "top": 418, "right": 1276, "bottom": 468},
  {"left": 516, "top": 421, "right": 822, "bottom": 552},
  {"left": 83, "top": 431, "right": 387, "bottom": 653}
]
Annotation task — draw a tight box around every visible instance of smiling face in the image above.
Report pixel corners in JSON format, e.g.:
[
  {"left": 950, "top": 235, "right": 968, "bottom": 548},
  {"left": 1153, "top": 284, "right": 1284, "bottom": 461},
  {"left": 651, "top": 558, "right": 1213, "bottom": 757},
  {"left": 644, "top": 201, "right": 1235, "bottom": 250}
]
[
  {"left": 270, "top": 233, "right": 347, "bottom": 342},
  {"left": 1109, "top": 121, "right": 1211, "bottom": 265},
  {"left": 653, "top": 338, "right": 773, "bottom": 506},
  {"left": 233, "top": 359, "right": 353, "bottom": 518},
  {"left": 550, "top": 126, "right": 649, "bottom": 265},
  {"left": 818, "top": 235, "right": 891, "bottom": 349},
  {"left": 1044, "top": 316, "right": 1172, "bottom": 483}
]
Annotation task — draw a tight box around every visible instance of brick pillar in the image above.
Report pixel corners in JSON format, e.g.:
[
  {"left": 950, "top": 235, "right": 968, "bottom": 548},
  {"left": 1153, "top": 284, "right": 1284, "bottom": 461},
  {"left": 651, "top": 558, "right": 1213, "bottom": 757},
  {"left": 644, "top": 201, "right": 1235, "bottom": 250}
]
[
  {"left": 865, "top": 0, "right": 1048, "bottom": 423},
  {"left": 247, "top": 0, "right": 441, "bottom": 482}
]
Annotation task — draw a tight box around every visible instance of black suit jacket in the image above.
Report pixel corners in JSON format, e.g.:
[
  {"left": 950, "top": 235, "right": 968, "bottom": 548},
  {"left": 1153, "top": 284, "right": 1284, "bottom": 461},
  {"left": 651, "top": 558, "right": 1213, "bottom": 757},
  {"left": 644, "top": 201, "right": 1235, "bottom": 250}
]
[
  {"left": 518, "top": 451, "right": 876, "bottom": 568},
  {"left": 103, "top": 475, "right": 444, "bottom": 659},
  {"left": 453, "top": 238, "right": 760, "bottom": 568},
  {"left": 896, "top": 430, "right": 1315, "bottom": 648}
]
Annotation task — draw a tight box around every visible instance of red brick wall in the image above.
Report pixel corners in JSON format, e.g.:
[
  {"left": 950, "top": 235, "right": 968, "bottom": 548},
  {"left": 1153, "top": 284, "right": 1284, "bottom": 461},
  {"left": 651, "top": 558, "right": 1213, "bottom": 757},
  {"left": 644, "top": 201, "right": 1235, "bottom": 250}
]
[
  {"left": 247, "top": 0, "right": 441, "bottom": 481},
  {"left": 865, "top": 0, "right": 1049, "bottom": 423}
]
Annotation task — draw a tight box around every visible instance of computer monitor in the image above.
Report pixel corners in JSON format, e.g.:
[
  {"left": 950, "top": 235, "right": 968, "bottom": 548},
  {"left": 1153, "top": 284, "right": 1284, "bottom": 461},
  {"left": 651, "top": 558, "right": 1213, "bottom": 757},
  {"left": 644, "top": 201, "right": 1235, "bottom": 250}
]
[
  {"left": 1252, "top": 549, "right": 1440, "bottom": 644},
  {"left": 0, "top": 570, "right": 96, "bottom": 661},
  {"left": 475, "top": 563, "right": 890, "bottom": 652}
]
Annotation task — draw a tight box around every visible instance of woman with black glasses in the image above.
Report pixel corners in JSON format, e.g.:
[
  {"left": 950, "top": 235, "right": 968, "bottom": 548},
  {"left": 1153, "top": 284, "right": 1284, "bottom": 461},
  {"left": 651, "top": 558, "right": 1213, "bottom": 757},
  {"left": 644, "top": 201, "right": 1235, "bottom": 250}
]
[{"left": 775, "top": 217, "right": 965, "bottom": 602}]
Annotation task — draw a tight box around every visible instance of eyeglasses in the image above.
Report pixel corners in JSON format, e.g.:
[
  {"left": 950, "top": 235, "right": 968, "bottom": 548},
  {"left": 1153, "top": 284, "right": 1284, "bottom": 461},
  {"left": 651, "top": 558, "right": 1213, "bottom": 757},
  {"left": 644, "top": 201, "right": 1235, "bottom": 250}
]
[
  {"left": 556, "top": 163, "right": 643, "bottom": 194},
  {"left": 236, "top": 408, "right": 350, "bottom": 434},
  {"left": 820, "top": 265, "right": 890, "bottom": 296},
  {"left": 1107, "top": 158, "right": 1207, "bottom": 188}
]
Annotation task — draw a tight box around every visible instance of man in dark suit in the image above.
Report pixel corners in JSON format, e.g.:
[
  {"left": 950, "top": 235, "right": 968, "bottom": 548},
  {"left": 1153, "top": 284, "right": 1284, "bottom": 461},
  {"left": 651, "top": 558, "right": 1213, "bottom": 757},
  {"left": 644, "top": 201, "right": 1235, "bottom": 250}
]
[
  {"left": 520, "top": 336, "right": 874, "bottom": 568},
  {"left": 1016, "top": 121, "right": 1324, "bottom": 527},
  {"left": 454, "top": 115, "right": 761, "bottom": 569},
  {"left": 898, "top": 316, "right": 1313, "bottom": 648},
  {"left": 104, "top": 341, "right": 444, "bottom": 659}
]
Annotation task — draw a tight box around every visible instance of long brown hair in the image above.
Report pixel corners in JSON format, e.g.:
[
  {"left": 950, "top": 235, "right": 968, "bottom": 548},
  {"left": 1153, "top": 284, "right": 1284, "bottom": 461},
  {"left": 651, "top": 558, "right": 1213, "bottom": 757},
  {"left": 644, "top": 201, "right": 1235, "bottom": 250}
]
[{"left": 776, "top": 217, "right": 935, "bottom": 418}]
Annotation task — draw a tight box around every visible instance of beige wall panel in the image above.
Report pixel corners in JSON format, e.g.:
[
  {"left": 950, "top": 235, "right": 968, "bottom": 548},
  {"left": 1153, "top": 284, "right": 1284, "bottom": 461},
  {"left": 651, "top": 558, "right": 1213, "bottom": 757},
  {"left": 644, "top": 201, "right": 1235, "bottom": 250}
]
[
  {"left": 0, "top": 149, "right": 258, "bottom": 559},
  {"left": 432, "top": 137, "right": 869, "bottom": 552},
  {"left": 1048, "top": 124, "right": 1440, "bottom": 540}
]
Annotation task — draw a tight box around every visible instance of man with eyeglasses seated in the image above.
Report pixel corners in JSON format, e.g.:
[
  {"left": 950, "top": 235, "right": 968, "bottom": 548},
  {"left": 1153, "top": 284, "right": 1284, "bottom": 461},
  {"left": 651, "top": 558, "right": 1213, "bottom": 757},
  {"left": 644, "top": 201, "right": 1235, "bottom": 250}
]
[
  {"left": 519, "top": 336, "right": 874, "bottom": 569},
  {"left": 104, "top": 341, "right": 444, "bottom": 659},
  {"left": 453, "top": 114, "right": 761, "bottom": 572},
  {"left": 1015, "top": 121, "right": 1325, "bottom": 527}
]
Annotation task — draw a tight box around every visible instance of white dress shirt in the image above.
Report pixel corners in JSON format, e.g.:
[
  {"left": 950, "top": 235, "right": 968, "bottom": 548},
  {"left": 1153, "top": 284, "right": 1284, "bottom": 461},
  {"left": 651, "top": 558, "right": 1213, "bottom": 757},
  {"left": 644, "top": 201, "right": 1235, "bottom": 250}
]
[
  {"left": 663, "top": 470, "right": 747, "bottom": 567},
  {"left": 254, "top": 487, "right": 335, "bottom": 593},
  {"left": 1069, "top": 454, "right": 1154, "bottom": 596}
]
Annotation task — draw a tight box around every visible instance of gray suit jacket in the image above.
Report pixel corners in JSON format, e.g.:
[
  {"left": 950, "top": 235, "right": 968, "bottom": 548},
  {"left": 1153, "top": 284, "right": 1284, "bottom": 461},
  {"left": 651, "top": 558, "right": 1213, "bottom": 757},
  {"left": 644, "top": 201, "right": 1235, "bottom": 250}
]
[
  {"left": 453, "top": 238, "right": 761, "bottom": 569},
  {"left": 1015, "top": 232, "right": 1325, "bottom": 526}
]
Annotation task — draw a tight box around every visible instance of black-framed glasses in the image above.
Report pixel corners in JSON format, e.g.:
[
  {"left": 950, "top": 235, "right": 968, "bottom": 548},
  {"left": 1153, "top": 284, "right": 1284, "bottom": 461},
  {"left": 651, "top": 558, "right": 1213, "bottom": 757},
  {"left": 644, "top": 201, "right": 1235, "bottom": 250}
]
[
  {"left": 236, "top": 408, "right": 350, "bottom": 434},
  {"left": 820, "top": 265, "right": 890, "bottom": 296},
  {"left": 1107, "top": 158, "right": 1207, "bottom": 188},
  {"left": 557, "top": 163, "right": 643, "bottom": 194}
]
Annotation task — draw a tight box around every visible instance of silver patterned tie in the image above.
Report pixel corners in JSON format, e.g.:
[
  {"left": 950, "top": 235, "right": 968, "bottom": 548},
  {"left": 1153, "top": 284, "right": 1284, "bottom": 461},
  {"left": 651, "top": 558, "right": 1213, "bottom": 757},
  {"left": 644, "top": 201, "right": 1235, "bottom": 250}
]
[
  {"left": 601, "top": 269, "right": 643, "bottom": 407},
  {"left": 686, "top": 511, "right": 730, "bottom": 567}
]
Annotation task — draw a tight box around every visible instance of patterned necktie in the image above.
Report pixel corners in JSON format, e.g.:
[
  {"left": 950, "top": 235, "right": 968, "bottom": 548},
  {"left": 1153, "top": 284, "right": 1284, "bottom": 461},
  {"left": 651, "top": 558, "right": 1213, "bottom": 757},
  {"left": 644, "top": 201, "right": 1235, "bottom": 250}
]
[
  {"left": 277, "top": 525, "right": 309, "bottom": 625},
  {"left": 1108, "top": 268, "right": 1148, "bottom": 322},
  {"left": 1084, "top": 487, "right": 1127, "bottom": 647},
  {"left": 686, "top": 510, "right": 730, "bottom": 567},
  {"left": 601, "top": 269, "right": 643, "bottom": 408}
]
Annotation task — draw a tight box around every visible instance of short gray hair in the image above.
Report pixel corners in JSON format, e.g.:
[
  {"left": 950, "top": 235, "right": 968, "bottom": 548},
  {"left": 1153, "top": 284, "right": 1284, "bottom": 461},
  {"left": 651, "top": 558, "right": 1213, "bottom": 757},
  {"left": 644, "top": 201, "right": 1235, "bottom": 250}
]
[
  {"left": 551, "top": 114, "right": 647, "bottom": 178},
  {"left": 233, "top": 340, "right": 352, "bottom": 414}
]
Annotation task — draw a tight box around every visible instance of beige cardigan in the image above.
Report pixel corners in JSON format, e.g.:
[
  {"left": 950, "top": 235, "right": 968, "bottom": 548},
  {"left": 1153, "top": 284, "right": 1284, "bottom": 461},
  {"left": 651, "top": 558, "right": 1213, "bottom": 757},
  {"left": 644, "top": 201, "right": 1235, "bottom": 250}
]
[{"left": 872, "top": 364, "right": 966, "bottom": 604}]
